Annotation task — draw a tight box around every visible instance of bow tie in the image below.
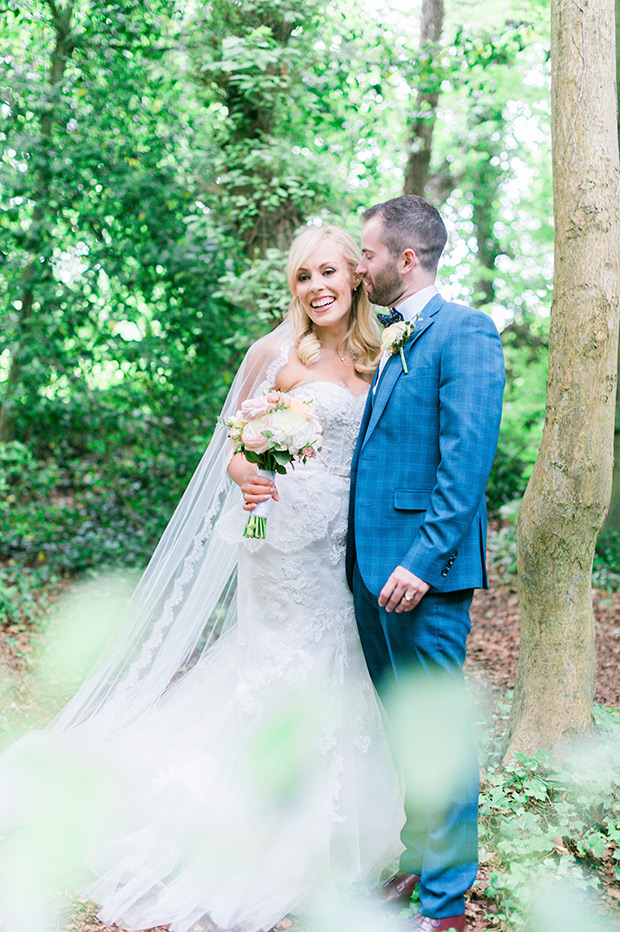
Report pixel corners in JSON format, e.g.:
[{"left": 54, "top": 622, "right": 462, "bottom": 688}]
[{"left": 377, "top": 307, "right": 404, "bottom": 327}]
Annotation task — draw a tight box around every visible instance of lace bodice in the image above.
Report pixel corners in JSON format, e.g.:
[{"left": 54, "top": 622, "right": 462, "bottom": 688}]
[
  {"left": 216, "top": 379, "right": 368, "bottom": 555},
  {"left": 288, "top": 380, "right": 368, "bottom": 476}
]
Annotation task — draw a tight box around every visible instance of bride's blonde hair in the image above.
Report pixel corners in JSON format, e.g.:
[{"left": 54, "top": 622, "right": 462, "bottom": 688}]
[{"left": 286, "top": 225, "right": 381, "bottom": 375}]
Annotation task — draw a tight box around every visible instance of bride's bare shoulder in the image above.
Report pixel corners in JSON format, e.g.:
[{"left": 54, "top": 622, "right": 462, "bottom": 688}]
[{"left": 274, "top": 349, "right": 308, "bottom": 392}]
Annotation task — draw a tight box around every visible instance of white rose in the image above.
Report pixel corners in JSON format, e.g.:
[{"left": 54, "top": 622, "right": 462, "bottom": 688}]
[{"left": 381, "top": 320, "right": 409, "bottom": 352}]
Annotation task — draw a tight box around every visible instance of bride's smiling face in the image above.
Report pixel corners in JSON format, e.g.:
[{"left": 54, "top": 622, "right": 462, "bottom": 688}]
[{"left": 294, "top": 240, "right": 359, "bottom": 330}]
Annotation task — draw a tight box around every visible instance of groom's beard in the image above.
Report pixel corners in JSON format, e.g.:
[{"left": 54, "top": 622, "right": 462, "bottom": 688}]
[{"left": 364, "top": 261, "right": 404, "bottom": 307}]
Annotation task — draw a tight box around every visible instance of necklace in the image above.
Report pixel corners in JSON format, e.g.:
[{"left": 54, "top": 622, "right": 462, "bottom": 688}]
[{"left": 320, "top": 341, "right": 349, "bottom": 364}]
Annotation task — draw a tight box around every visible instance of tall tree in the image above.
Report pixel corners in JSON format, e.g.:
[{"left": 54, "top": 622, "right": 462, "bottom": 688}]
[
  {"left": 506, "top": 0, "right": 620, "bottom": 756},
  {"left": 469, "top": 99, "right": 504, "bottom": 308},
  {"left": 189, "top": 0, "right": 325, "bottom": 257},
  {"left": 403, "top": 0, "right": 445, "bottom": 197}
]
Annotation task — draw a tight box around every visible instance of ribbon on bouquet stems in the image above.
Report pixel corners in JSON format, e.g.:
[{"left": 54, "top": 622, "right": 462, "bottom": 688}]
[{"left": 244, "top": 468, "right": 276, "bottom": 539}]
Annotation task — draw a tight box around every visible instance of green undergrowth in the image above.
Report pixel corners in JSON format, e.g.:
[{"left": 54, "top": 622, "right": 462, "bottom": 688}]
[
  {"left": 0, "top": 439, "right": 192, "bottom": 579},
  {"left": 594, "top": 532, "right": 620, "bottom": 592},
  {"left": 477, "top": 699, "right": 620, "bottom": 930},
  {"left": 0, "top": 436, "right": 194, "bottom": 630},
  {"left": 0, "top": 562, "right": 61, "bottom": 630}
]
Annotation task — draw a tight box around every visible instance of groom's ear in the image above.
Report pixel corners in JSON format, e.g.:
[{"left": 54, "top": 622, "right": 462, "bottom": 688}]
[{"left": 401, "top": 248, "right": 417, "bottom": 272}]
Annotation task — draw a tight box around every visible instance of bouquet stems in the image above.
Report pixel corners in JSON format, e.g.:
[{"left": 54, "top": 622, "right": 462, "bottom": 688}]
[
  {"left": 243, "top": 468, "right": 275, "bottom": 539},
  {"left": 243, "top": 515, "right": 267, "bottom": 538}
]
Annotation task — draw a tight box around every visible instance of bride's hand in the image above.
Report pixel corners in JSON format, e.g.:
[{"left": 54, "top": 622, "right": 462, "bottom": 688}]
[{"left": 240, "top": 473, "right": 279, "bottom": 512}]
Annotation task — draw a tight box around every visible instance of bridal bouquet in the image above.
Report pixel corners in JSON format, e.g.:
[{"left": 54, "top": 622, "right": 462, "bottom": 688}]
[{"left": 225, "top": 390, "right": 322, "bottom": 538}]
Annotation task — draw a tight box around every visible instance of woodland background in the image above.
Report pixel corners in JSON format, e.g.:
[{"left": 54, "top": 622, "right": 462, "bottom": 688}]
[
  {"left": 2, "top": 1, "right": 620, "bottom": 930},
  {"left": 1, "top": 0, "right": 569, "bottom": 601}
]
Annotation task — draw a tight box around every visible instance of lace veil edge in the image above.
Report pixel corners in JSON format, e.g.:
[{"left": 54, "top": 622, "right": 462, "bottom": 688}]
[{"left": 52, "top": 321, "right": 295, "bottom": 736}]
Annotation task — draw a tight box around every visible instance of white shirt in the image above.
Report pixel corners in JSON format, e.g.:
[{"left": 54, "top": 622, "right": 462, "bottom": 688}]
[{"left": 374, "top": 285, "right": 439, "bottom": 390}]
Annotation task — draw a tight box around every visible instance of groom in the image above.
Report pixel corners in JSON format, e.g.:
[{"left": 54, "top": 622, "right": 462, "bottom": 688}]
[{"left": 346, "top": 195, "right": 504, "bottom": 931}]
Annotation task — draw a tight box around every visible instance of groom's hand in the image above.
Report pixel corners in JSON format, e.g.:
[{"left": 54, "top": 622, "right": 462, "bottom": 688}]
[{"left": 379, "top": 566, "right": 430, "bottom": 613}]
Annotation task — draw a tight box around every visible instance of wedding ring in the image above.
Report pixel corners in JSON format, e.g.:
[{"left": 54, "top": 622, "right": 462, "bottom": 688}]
[{"left": 404, "top": 593, "right": 414, "bottom": 601}]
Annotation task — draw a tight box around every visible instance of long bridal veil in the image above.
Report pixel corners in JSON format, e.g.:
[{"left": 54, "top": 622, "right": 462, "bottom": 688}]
[
  {"left": 48, "top": 321, "right": 295, "bottom": 739},
  {"left": 0, "top": 322, "right": 300, "bottom": 927}
]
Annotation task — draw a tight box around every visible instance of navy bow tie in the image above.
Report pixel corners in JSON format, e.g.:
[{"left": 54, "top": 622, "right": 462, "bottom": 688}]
[{"left": 377, "top": 307, "right": 404, "bottom": 327}]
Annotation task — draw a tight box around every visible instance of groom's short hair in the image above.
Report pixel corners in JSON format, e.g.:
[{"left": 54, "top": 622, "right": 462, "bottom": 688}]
[{"left": 363, "top": 195, "right": 447, "bottom": 271}]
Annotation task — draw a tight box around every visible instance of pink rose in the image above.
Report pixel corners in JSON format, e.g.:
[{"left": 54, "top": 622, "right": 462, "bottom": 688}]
[
  {"left": 241, "top": 414, "right": 274, "bottom": 454},
  {"left": 240, "top": 395, "right": 270, "bottom": 420}
]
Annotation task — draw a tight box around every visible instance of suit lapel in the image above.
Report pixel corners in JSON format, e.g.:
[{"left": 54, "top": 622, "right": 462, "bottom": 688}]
[
  {"left": 351, "top": 383, "right": 374, "bottom": 472},
  {"left": 363, "top": 294, "right": 444, "bottom": 447}
]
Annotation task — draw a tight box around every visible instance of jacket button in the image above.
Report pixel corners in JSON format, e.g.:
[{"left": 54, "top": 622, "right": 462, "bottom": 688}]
[{"left": 441, "top": 568, "right": 448, "bottom": 577}]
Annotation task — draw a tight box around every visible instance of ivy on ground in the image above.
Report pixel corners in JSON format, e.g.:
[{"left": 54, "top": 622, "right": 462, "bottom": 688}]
[{"left": 479, "top": 705, "right": 620, "bottom": 929}]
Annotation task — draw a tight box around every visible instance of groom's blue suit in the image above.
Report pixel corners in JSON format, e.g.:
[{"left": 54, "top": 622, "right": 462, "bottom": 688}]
[{"left": 346, "top": 292, "right": 504, "bottom": 919}]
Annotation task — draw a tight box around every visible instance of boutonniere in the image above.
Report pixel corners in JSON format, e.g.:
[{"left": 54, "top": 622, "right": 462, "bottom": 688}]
[{"left": 380, "top": 317, "right": 423, "bottom": 373}]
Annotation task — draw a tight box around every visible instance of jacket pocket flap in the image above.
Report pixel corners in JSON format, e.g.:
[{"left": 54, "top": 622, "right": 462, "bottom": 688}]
[{"left": 393, "top": 489, "right": 432, "bottom": 511}]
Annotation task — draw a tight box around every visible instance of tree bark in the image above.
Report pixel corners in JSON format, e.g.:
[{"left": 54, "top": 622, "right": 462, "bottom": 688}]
[
  {"left": 403, "top": 0, "right": 444, "bottom": 197},
  {"left": 600, "top": 0, "right": 620, "bottom": 547},
  {"left": 506, "top": 0, "right": 620, "bottom": 758},
  {"left": 0, "top": 0, "right": 75, "bottom": 443}
]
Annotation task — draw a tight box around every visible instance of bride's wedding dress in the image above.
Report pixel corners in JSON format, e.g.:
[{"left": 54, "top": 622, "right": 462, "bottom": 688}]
[{"left": 81, "top": 380, "right": 404, "bottom": 932}]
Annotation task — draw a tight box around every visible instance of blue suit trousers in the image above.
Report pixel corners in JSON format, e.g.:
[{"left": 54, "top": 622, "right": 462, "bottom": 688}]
[{"left": 352, "top": 562, "right": 478, "bottom": 918}]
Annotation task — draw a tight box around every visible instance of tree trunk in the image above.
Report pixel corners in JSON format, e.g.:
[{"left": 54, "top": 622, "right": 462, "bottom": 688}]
[
  {"left": 403, "top": 0, "right": 444, "bottom": 197},
  {"left": 506, "top": 0, "right": 620, "bottom": 758},
  {"left": 194, "top": 1, "right": 309, "bottom": 258},
  {"left": 0, "top": 0, "right": 74, "bottom": 443},
  {"left": 600, "top": 0, "right": 620, "bottom": 546},
  {"left": 470, "top": 105, "right": 503, "bottom": 308}
]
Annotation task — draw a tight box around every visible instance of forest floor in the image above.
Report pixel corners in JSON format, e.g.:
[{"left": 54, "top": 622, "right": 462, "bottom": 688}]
[
  {"left": 466, "top": 569, "right": 620, "bottom": 709},
  {"left": 3, "top": 565, "right": 620, "bottom": 932}
]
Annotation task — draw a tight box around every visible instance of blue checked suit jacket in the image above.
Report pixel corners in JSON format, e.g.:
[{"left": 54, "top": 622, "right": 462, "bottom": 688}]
[{"left": 346, "top": 293, "right": 505, "bottom": 595}]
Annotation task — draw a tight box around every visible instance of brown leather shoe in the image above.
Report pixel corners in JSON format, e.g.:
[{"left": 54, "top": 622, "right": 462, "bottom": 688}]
[
  {"left": 407, "top": 913, "right": 466, "bottom": 932},
  {"left": 379, "top": 871, "right": 421, "bottom": 905}
]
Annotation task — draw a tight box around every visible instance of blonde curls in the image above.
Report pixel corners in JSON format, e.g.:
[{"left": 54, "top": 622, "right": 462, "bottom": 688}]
[{"left": 286, "top": 225, "right": 382, "bottom": 375}]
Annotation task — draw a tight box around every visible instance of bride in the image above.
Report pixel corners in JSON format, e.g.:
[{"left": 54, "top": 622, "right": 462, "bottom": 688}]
[{"left": 0, "top": 226, "right": 404, "bottom": 932}]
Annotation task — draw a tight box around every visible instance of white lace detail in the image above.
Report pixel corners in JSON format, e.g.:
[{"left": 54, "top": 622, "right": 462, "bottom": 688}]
[
  {"left": 325, "top": 752, "right": 345, "bottom": 822},
  {"left": 231, "top": 382, "right": 377, "bottom": 773},
  {"left": 215, "top": 381, "right": 367, "bottom": 555},
  {"left": 118, "top": 476, "right": 230, "bottom": 694}
]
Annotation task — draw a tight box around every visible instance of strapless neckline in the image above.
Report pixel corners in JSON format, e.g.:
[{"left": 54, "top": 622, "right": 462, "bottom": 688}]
[{"left": 287, "top": 379, "right": 369, "bottom": 400}]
